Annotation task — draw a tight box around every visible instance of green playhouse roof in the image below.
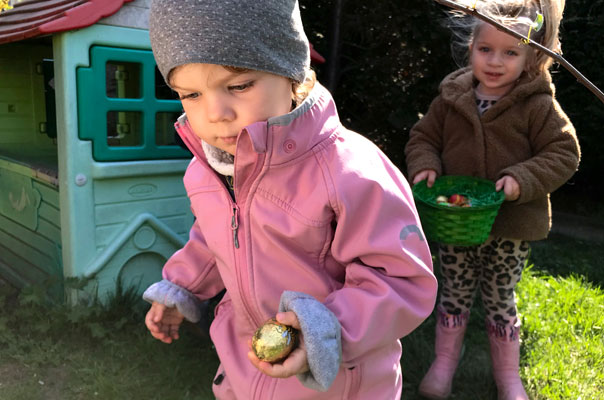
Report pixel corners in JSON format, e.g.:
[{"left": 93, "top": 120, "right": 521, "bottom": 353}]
[{"left": 0, "top": 0, "right": 133, "bottom": 44}]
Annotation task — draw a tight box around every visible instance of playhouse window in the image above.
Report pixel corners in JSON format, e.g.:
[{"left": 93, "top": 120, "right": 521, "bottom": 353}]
[
  {"left": 154, "top": 67, "right": 183, "bottom": 148},
  {"left": 106, "top": 61, "right": 141, "bottom": 99},
  {"left": 107, "top": 111, "right": 142, "bottom": 146},
  {"left": 155, "top": 67, "right": 177, "bottom": 100},
  {"left": 155, "top": 111, "right": 182, "bottom": 146},
  {"left": 77, "top": 46, "right": 189, "bottom": 161}
]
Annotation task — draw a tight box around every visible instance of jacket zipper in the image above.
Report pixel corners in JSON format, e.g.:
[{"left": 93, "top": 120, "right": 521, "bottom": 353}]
[
  {"left": 229, "top": 167, "right": 264, "bottom": 328},
  {"left": 175, "top": 120, "right": 262, "bottom": 326},
  {"left": 231, "top": 205, "right": 240, "bottom": 249}
]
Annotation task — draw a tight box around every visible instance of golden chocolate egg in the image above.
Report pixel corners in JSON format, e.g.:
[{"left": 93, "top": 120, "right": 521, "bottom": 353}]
[{"left": 252, "top": 318, "right": 299, "bottom": 363}]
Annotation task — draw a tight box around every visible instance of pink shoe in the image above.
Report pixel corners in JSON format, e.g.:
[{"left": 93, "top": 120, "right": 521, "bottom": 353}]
[
  {"left": 418, "top": 309, "right": 468, "bottom": 399},
  {"left": 487, "top": 321, "right": 528, "bottom": 400}
]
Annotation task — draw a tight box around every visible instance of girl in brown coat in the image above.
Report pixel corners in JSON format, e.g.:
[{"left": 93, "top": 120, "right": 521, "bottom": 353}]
[{"left": 405, "top": 0, "right": 580, "bottom": 399}]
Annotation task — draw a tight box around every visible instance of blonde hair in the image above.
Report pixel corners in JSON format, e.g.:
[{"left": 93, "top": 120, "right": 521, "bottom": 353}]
[
  {"left": 292, "top": 69, "right": 317, "bottom": 106},
  {"left": 450, "top": 0, "right": 566, "bottom": 77}
]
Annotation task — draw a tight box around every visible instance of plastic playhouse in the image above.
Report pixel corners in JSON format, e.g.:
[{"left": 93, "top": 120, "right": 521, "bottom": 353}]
[{"left": 0, "top": 0, "right": 193, "bottom": 302}]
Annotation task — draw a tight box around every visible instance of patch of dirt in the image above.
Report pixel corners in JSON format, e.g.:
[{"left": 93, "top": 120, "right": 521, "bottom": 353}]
[
  {"left": 0, "top": 361, "right": 27, "bottom": 386},
  {"left": 38, "top": 365, "right": 71, "bottom": 400},
  {"left": 0, "top": 361, "right": 72, "bottom": 400}
]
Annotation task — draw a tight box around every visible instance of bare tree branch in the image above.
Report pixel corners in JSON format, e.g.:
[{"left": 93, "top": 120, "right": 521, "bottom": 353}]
[
  {"left": 326, "top": 0, "right": 344, "bottom": 93},
  {"left": 434, "top": 0, "right": 604, "bottom": 104}
]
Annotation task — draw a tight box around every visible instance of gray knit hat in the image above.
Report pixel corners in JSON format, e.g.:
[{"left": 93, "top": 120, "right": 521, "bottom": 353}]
[{"left": 149, "top": 0, "right": 310, "bottom": 83}]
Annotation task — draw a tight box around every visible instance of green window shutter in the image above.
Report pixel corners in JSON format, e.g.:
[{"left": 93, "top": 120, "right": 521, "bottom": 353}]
[{"left": 77, "top": 46, "right": 189, "bottom": 161}]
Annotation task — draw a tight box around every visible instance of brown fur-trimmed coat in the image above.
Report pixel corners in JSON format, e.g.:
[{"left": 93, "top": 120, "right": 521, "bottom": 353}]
[{"left": 405, "top": 68, "right": 580, "bottom": 241}]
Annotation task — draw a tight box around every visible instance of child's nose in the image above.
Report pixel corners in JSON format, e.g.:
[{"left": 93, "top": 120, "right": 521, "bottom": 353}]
[
  {"left": 487, "top": 53, "right": 503, "bottom": 66},
  {"left": 205, "top": 94, "right": 234, "bottom": 122}
]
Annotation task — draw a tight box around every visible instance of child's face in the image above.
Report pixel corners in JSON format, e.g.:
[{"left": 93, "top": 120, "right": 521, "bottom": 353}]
[
  {"left": 470, "top": 23, "right": 529, "bottom": 97},
  {"left": 170, "top": 63, "right": 294, "bottom": 155}
]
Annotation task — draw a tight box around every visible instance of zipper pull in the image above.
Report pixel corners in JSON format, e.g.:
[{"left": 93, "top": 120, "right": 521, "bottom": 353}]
[{"left": 231, "top": 205, "right": 240, "bottom": 249}]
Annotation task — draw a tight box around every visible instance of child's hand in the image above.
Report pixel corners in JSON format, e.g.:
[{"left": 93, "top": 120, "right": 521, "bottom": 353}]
[
  {"left": 247, "top": 311, "right": 310, "bottom": 378},
  {"left": 496, "top": 175, "right": 520, "bottom": 201},
  {"left": 413, "top": 169, "right": 437, "bottom": 187},
  {"left": 145, "top": 302, "right": 184, "bottom": 344}
]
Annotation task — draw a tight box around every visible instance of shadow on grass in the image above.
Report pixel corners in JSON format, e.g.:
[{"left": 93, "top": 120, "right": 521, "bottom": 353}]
[
  {"left": 0, "top": 279, "right": 221, "bottom": 400},
  {"left": 402, "top": 230, "right": 604, "bottom": 400},
  {"left": 529, "top": 232, "right": 604, "bottom": 287}
]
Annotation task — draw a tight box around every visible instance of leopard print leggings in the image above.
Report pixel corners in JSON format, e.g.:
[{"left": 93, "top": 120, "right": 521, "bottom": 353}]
[{"left": 438, "top": 236, "right": 530, "bottom": 327}]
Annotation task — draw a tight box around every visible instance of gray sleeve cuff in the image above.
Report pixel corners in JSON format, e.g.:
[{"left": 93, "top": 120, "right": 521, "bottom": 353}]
[
  {"left": 279, "top": 291, "right": 342, "bottom": 392},
  {"left": 142, "top": 279, "right": 202, "bottom": 322}
]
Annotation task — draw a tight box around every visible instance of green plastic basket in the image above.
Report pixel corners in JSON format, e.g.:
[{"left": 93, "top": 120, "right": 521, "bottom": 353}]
[{"left": 412, "top": 175, "right": 505, "bottom": 246}]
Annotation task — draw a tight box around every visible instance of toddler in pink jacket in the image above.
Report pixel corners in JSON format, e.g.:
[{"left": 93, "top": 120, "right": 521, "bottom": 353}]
[{"left": 143, "top": 0, "right": 437, "bottom": 398}]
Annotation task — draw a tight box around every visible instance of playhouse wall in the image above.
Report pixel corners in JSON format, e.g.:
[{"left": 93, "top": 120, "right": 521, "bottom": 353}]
[
  {"left": 0, "top": 42, "right": 54, "bottom": 149},
  {"left": 52, "top": 23, "right": 192, "bottom": 302},
  {"left": 86, "top": 167, "right": 193, "bottom": 298},
  {"left": 0, "top": 1, "right": 192, "bottom": 302},
  {"left": 0, "top": 41, "right": 58, "bottom": 183},
  {"left": 0, "top": 161, "right": 62, "bottom": 297},
  {"left": 0, "top": 38, "right": 62, "bottom": 297}
]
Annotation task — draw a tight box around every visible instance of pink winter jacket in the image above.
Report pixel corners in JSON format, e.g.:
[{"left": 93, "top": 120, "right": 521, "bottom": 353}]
[{"left": 158, "top": 83, "right": 437, "bottom": 399}]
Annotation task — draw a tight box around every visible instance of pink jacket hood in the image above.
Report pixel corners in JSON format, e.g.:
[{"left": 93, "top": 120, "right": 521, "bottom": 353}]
[{"left": 163, "top": 82, "right": 437, "bottom": 399}]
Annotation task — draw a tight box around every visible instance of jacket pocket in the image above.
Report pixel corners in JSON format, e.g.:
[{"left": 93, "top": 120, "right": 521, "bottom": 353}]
[
  {"left": 212, "top": 363, "right": 237, "bottom": 400},
  {"left": 208, "top": 298, "right": 235, "bottom": 400},
  {"left": 211, "top": 296, "right": 232, "bottom": 324},
  {"left": 209, "top": 297, "right": 233, "bottom": 345}
]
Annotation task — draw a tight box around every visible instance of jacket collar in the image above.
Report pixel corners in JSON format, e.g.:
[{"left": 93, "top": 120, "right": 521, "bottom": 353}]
[
  {"left": 439, "top": 67, "right": 554, "bottom": 121},
  {"left": 174, "top": 82, "right": 341, "bottom": 166}
]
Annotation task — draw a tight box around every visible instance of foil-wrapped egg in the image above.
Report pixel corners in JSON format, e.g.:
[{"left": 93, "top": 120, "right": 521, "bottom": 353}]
[
  {"left": 436, "top": 195, "right": 449, "bottom": 205},
  {"left": 252, "top": 318, "right": 299, "bottom": 363}
]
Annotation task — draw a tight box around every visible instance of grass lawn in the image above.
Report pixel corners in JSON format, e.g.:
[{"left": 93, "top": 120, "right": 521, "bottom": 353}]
[
  {"left": 1, "top": 233, "right": 602, "bottom": 400},
  {"left": 401, "top": 233, "right": 604, "bottom": 399},
  {"left": 0, "top": 284, "right": 220, "bottom": 400}
]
